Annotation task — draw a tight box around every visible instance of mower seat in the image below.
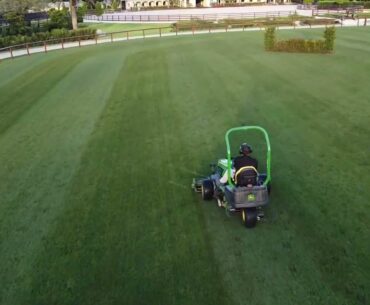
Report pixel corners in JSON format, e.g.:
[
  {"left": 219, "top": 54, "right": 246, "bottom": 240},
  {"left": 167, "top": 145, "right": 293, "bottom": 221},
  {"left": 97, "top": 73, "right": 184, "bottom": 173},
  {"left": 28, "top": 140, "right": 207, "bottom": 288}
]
[{"left": 234, "top": 166, "right": 258, "bottom": 187}]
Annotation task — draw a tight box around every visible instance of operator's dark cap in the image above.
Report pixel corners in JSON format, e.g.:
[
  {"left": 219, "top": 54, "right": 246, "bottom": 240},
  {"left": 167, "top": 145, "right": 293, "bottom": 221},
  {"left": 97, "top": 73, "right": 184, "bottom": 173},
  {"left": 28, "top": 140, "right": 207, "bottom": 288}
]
[{"left": 239, "top": 143, "right": 253, "bottom": 154}]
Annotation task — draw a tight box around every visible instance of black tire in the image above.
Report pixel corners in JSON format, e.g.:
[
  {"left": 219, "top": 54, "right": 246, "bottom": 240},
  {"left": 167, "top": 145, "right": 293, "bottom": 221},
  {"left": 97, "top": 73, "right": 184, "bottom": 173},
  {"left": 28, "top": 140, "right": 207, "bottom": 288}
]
[
  {"left": 201, "top": 180, "right": 214, "bottom": 201},
  {"left": 241, "top": 208, "right": 258, "bottom": 228}
]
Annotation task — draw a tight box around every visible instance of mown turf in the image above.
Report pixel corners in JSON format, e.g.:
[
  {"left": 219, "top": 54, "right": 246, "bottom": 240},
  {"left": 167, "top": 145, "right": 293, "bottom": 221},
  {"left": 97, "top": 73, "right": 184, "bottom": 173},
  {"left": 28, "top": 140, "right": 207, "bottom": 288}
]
[
  {"left": 82, "top": 22, "right": 172, "bottom": 37},
  {"left": 82, "top": 22, "right": 169, "bottom": 32},
  {"left": 0, "top": 27, "right": 369, "bottom": 305}
]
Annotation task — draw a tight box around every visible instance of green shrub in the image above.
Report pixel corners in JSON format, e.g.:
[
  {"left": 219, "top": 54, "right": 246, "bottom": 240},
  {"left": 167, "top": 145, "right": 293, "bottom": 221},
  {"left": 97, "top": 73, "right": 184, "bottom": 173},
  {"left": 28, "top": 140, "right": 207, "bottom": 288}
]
[
  {"left": 273, "top": 38, "right": 329, "bottom": 53},
  {"left": 77, "top": 1, "right": 88, "bottom": 23},
  {"left": 95, "top": 2, "right": 105, "bottom": 16},
  {"left": 324, "top": 27, "right": 336, "bottom": 52},
  {"left": 0, "top": 28, "right": 97, "bottom": 48},
  {"left": 48, "top": 8, "right": 72, "bottom": 30},
  {"left": 274, "top": 39, "right": 306, "bottom": 53},
  {"left": 111, "top": 0, "right": 120, "bottom": 10},
  {"left": 265, "top": 26, "right": 336, "bottom": 53},
  {"left": 302, "top": 19, "right": 335, "bottom": 26},
  {"left": 264, "top": 27, "right": 276, "bottom": 51},
  {"left": 3, "top": 12, "right": 25, "bottom": 36},
  {"left": 317, "top": 0, "right": 369, "bottom": 8}
]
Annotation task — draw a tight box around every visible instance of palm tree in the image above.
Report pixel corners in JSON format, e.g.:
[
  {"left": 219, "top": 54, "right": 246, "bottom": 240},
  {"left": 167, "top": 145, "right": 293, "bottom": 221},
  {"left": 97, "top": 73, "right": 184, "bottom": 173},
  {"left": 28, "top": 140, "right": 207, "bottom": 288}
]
[{"left": 70, "top": 0, "right": 78, "bottom": 30}]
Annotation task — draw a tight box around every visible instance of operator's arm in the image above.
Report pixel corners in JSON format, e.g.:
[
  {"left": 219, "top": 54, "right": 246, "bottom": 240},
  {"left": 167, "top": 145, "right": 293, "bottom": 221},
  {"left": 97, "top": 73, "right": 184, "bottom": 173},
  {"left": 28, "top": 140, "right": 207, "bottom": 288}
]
[{"left": 220, "top": 168, "right": 235, "bottom": 184}]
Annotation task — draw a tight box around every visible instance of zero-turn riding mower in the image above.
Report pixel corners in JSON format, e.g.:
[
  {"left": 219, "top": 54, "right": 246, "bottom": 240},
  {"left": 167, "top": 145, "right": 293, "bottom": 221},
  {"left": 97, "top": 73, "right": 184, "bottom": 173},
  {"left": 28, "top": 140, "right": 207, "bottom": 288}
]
[{"left": 192, "top": 126, "right": 271, "bottom": 228}]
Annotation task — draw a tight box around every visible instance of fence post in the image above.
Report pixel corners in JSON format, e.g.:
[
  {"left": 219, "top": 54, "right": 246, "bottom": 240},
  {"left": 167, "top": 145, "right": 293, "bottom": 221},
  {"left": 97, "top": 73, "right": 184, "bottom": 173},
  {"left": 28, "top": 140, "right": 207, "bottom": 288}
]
[
  {"left": 61, "top": 38, "right": 64, "bottom": 49},
  {"left": 159, "top": 28, "right": 162, "bottom": 37},
  {"left": 357, "top": 18, "right": 359, "bottom": 26},
  {"left": 79, "top": 37, "right": 81, "bottom": 47},
  {"left": 176, "top": 25, "right": 178, "bottom": 36},
  {"left": 26, "top": 43, "right": 30, "bottom": 55},
  {"left": 365, "top": 17, "right": 367, "bottom": 26},
  {"left": 10, "top": 47, "right": 13, "bottom": 59},
  {"left": 44, "top": 42, "right": 47, "bottom": 53}
]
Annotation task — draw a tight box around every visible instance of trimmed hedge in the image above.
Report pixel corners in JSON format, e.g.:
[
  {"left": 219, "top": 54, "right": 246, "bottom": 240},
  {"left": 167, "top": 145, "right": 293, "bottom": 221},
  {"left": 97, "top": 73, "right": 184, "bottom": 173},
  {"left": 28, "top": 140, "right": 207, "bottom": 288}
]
[
  {"left": 264, "top": 27, "right": 276, "bottom": 51},
  {"left": 264, "top": 26, "right": 336, "bottom": 54},
  {"left": 301, "top": 18, "right": 336, "bottom": 26},
  {"left": 324, "top": 26, "right": 336, "bottom": 51},
  {"left": 317, "top": 1, "right": 370, "bottom": 8},
  {"left": 274, "top": 39, "right": 327, "bottom": 53},
  {"left": 0, "top": 28, "right": 97, "bottom": 49},
  {"left": 172, "top": 17, "right": 334, "bottom": 32}
]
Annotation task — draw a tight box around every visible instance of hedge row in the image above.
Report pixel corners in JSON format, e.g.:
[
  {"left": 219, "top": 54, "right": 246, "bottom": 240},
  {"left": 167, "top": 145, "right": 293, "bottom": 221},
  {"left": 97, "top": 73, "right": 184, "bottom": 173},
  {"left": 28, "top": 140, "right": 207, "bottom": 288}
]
[
  {"left": 173, "top": 18, "right": 335, "bottom": 32},
  {"left": 301, "top": 19, "right": 336, "bottom": 25},
  {"left": 0, "top": 28, "right": 97, "bottom": 49},
  {"left": 274, "top": 39, "right": 327, "bottom": 53},
  {"left": 265, "top": 27, "right": 336, "bottom": 54},
  {"left": 317, "top": 1, "right": 370, "bottom": 8}
]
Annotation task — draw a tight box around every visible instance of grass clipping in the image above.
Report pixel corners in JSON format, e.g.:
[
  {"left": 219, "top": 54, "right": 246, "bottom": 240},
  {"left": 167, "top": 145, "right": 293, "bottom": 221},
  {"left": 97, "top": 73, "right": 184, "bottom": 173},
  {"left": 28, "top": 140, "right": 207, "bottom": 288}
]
[{"left": 264, "top": 27, "right": 336, "bottom": 53}]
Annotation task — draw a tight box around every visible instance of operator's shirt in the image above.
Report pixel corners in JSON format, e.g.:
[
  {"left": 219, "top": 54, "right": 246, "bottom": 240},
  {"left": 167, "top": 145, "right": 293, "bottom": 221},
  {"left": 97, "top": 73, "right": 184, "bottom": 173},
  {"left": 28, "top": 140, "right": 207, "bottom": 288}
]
[
  {"left": 233, "top": 155, "right": 258, "bottom": 172},
  {"left": 219, "top": 155, "right": 258, "bottom": 184}
]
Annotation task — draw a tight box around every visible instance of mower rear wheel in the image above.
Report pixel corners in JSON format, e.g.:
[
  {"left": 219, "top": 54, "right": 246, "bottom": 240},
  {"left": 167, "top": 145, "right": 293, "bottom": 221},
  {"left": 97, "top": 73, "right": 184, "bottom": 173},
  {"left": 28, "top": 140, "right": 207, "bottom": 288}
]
[
  {"left": 241, "top": 208, "right": 258, "bottom": 228},
  {"left": 201, "top": 180, "right": 214, "bottom": 201}
]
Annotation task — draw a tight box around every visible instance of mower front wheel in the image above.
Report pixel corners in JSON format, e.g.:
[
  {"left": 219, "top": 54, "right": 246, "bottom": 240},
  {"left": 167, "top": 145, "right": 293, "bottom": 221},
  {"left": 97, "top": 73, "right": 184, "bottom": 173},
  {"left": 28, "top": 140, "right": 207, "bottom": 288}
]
[
  {"left": 241, "top": 208, "right": 258, "bottom": 228},
  {"left": 201, "top": 180, "right": 214, "bottom": 201}
]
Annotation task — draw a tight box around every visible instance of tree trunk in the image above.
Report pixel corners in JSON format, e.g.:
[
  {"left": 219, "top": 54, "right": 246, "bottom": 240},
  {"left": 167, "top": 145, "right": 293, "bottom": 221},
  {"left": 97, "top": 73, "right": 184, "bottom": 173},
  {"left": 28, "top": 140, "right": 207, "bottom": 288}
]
[{"left": 70, "top": 0, "right": 78, "bottom": 30}]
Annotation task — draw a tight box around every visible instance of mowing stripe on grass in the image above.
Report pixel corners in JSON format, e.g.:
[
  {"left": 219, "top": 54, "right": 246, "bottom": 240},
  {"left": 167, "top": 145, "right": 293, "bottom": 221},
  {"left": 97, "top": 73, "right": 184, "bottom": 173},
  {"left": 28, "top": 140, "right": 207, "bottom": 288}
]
[
  {"left": 21, "top": 48, "right": 230, "bottom": 305},
  {"left": 0, "top": 54, "right": 84, "bottom": 136},
  {"left": 0, "top": 49, "right": 127, "bottom": 304},
  {"left": 0, "top": 28, "right": 369, "bottom": 305}
]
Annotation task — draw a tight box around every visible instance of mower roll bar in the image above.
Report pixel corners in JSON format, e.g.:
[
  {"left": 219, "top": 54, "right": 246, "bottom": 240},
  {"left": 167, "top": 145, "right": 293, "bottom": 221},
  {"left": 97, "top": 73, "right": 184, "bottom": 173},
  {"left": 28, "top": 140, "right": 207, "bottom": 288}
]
[{"left": 225, "top": 126, "right": 271, "bottom": 187}]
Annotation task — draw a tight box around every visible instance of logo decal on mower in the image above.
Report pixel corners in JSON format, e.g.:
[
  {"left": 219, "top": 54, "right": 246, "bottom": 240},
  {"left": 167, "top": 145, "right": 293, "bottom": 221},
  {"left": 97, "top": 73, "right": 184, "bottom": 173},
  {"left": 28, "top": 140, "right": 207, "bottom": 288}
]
[{"left": 247, "top": 193, "right": 256, "bottom": 201}]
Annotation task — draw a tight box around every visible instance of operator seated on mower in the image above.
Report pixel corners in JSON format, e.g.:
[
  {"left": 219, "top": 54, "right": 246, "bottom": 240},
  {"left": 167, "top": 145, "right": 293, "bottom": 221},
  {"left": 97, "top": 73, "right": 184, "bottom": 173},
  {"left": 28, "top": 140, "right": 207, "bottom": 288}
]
[{"left": 220, "top": 143, "right": 258, "bottom": 186}]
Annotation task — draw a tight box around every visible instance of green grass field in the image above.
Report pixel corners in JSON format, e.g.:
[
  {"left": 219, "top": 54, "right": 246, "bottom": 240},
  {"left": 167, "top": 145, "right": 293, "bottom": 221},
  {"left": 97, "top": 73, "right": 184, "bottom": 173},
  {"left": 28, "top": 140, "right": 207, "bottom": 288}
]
[
  {"left": 82, "top": 22, "right": 172, "bottom": 38},
  {"left": 81, "top": 22, "right": 169, "bottom": 32},
  {"left": 0, "top": 27, "right": 369, "bottom": 305}
]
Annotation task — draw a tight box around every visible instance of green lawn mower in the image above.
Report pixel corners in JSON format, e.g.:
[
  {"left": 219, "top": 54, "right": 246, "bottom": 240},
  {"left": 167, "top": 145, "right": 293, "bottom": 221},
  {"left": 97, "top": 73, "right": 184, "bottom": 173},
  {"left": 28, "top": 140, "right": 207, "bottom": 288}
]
[{"left": 192, "top": 126, "right": 271, "bottom": 228}]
